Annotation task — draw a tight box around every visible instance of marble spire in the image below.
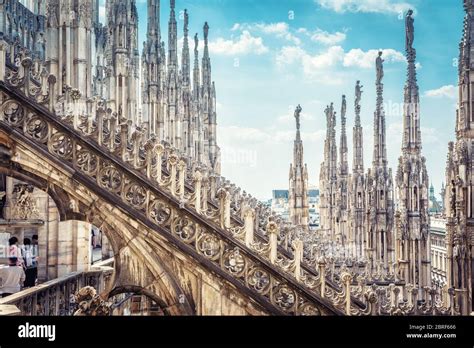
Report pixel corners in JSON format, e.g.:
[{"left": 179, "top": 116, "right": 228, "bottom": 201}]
[
  {"left": 289, "top": 105, "right": 309, "bottom": 229},
  {"left": 395, "top": 9, "right": 430, "bottom": 294}
]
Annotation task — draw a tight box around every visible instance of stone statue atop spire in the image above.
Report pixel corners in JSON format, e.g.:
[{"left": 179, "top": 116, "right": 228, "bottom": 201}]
[
  {"left": 204, "top": 22, "right": 209, "bottom": 41},
  {"left": 320, "top": 102, "right": 338, "bottom": 239},
  {"left": 289, "top": 104, "right": 309, "bottom": 229},
  {"left": 366, "top": 49, "right": 394, "bottom": 275},
  {"left": 294, "top": 104, "right": 302, "bottom": 132},
  {"left": 355, "top": 80, "right": 363, "bottom": 110},
  {"left": 406, "top": 9, "right": 414, "bottom": 52},
  {"left": 350, "top": 80, "right": 366, "bottom": 258},
  {"left": 184, "top": 9, "right": 189, "bottom": 30},
  {"left": 341, "top": 95, "right": 346, "bottom": 123},
  {"left": 337, "top": 94, "right": 349, "bottom": 245},
  {"left": 376, "top": 51, "right": 384, "bottom": 85},
  {"left": 396, "top": 9, "right": 430, "bottom": 296}
]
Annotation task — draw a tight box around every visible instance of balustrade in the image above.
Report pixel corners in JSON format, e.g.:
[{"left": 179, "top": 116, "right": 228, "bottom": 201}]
[
  {"left": 0, "top": 260, "right": 114, "bottom": 316},
  {"left": 0, "top": 44, "right": 461, "bottom": 316}
]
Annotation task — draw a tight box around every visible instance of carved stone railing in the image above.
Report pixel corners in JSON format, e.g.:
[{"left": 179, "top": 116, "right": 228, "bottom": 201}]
[
  {"left": 0, "top": 264, "right": 114, "bottom": 316},
  {"left": 0, "top": 41, "right": 457, "bottom": 316},
  {"left": 0, "top": 59, "right": 347, "bottom": 316}
]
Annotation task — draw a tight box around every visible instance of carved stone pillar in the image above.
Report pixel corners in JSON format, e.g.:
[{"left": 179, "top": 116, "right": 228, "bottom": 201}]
[
  {"left": 101, "top": 234, "right": 112, "bottom": 260},
  {"left": 267, "top": 221, "right": 279, "bottom": 264},
  {"left": 318, "top": 258, "right": 326, "bottom": 298},
  {"left": 243, "top": 207, "right": 255, "bottom": 248},
  {"left": 293, "top": 239, "right": 303, "bottom": 281},
  {"left": 0, "top": 37, "right": 8, "bottom": 82},
  {"left": 38, "top": 196, "right": 60, "bottom": 281},
  {"left": 57, "top": 220, "right": 91, "bottom": 277},
  {"left": 193, "top": 170, "right": 202, "bottom": 214}
]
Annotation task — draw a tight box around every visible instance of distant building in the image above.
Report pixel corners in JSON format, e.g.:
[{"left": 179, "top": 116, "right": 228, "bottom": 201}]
[
  {"left": 271, "top": 188, "right": 319, "bottom": 227},
  {"left": 428, "top": 184, "right": 443, "bottom": 215},
  {"left": 430, "top": 218, "right": 447, "bottom": 287}
]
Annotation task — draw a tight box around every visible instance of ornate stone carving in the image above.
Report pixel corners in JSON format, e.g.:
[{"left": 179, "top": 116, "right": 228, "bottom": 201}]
[
  {"left": 12, "top": 184, "right": 39, "bottom": 220},
  {"left": 73, "top": 286, "right": 111, "bottom": 316}
]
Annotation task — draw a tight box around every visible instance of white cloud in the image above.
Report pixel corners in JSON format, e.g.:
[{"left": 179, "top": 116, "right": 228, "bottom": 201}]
[
  {"left": 315, "top": 0, "right": 415, "bottom": 15},
  {"left": 302, "top": 45, "right": 345, "bottom": 70},
  {"left": 231, "top": 23, "right": 242, "bottom": 31},
  {"left": 343, "top": 48, "right": 406, "bottom": 68},
  {"left": 232, "top": 22, "right": 301, "bottom": 45},
  {"left": 257, "top": 22, "right": 289, "bottom": 35},
  {"left": 277, "top": 111, "right": 315, "bottom": 124},
  {"left": 424, "top": 85, "right": 457, "bottom": 99},
  {"left": 276, "top": 45, "right": 406, "bottom": 85},
  {"left": 276, "top": 46, "right": 307, "bottom": 68},
  {"left": 311, "top": 29, "right": 347, "bottom": 45},
  {"left": 277, "top": 46, "right": 405, "bottom": 71},
  {"left": 219, "top": 126, "right": 325, "bottom": 145},
  {"left": 220, "top": 126, "right": 271, "bottom": 144},
  {"left": 209, "top": 31, "right": 269, "bottom": 56}
]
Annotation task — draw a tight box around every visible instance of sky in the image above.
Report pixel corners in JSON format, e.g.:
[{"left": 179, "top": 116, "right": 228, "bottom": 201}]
[{"left": 101, "top": 0, "right": 463, "bottom": 201}]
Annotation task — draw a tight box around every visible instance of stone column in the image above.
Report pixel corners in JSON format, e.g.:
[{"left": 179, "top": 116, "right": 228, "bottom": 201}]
[
  {"left": 57, "top": 220, "right": 91, "bottom": 277},
  {"left": 40, "top": 196, "right": 59, "bottom": 281},
  {"left": 4, "top": 177, "right": 13, "bottom": 219},
  {"left": 0, "top": 1, "right": 5, "bottom": 34},
  {"left": 76, "top": 26, "right": 87, "bottom": 95},
  {"left": 101, "top": 233, "right": 112, "bottom": 260},
  {"left": 65, "top": 26, "right": 72, "bottom": 87},
  {"left": 0, "top": 37, "right": 8, "bottom": 82}
]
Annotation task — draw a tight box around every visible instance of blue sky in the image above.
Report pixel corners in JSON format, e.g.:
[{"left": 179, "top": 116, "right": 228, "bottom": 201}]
[{"left": 103, "top": 0, "right": 463, "bottom": 200}]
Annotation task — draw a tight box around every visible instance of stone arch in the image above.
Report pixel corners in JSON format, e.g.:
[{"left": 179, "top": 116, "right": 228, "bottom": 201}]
[
  {"left": 86, "top": 209, "right": 195, "bottom": 315},
  {"left": 0, "top": 137, "right": 193, "bottom": 315},
  {"left": 107, "top": 285, "right": 171, "bottom": 316},
  {"left": 0, "top": 162, "right": 82, "bottom": 221}
]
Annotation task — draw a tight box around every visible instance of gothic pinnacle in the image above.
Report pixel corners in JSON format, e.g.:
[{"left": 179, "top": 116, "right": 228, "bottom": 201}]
[
  {"left": 373, "top": 51, "right": 387, "bottom": 166},
  {"left": 353, "top": 81, "right": 364, "bottom": 173},
  {"left": 147, "top": 0, "right": 161, "bottom": 41},
  {"left": 340, "top": 95, "right": 348, "bottom": 176},
  {"left": 403, "top": 9, "right": 420, "bottom": 152}
]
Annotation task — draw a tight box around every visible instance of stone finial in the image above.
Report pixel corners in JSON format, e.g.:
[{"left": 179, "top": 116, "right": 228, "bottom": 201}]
[{"left": 267, "top": 220, "right": 279, "bottom": 264}]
